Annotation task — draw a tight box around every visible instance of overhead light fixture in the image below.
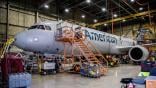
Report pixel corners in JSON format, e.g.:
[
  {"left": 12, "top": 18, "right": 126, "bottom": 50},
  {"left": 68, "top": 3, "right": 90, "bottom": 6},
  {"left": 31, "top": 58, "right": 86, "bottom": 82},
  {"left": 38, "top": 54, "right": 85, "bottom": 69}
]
[
  {"left": 104, "top": 23, "right": 107, "bottom": 26},
  {"left": 139, "top": 7, "right": 143, "bottom": 11},
  {"left": 65, "top": 8, "right": 69, "bottom": 13},
  {"left": 122, "top": 19, "right": 126, "bottom": 22},
  {"left": 93, "top": 19, "right": 98, "bottom": 23},
  {"left": 142, "top": 17, "right": 145, "bottom": 20},
  {"left": 101, "top": 7, "right": 106, "bottom": 12},
  {"left": 81, "top": 15, "right": 85, "bottom": 18},
  {"left": 113, "top": 14, "right": 118, "bottom": 18},
  {"left": 44, "top": 4, "right": 49, "bottom": 9},
  {"left": 130, "top": 0, "right": 135, "bottom": 2},
  {"left": 86, "top": 0, "right": 91, "bottom": 3}
]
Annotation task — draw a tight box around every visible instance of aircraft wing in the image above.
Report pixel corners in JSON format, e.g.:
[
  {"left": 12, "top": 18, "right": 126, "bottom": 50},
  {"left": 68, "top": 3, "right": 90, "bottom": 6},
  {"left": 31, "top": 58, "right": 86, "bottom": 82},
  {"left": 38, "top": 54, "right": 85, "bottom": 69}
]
[
  {"left": 115, "top": 46, "right": 134, "bottom": 52},
  {"left": 116, "top": 43, "right": 156, "bottom": 52},
  {"left": 142, "top": 43, "right": 156, "bottom": 46}
]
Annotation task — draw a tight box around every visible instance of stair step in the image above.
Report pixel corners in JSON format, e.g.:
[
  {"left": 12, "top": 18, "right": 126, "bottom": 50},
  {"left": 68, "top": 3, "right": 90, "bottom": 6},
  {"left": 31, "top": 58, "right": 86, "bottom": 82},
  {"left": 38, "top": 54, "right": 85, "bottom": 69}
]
[
  {"left": 84, "top": 54, "right": 94, "bottom": 57},
  {"left": 75, "top": 43, "right": 81, "bottom": 44},
  {"left": 85, "top": 55, "right": 96, "bottom": 58},
  {"left": 88, "top": 57, "right": 96, "bottom": 59},
  {"left": 82, "top": 50, "right": 90, "bottom": 52},
  {"left": 82, "top": 49, "right": 90, "bottom": 51},
  {"left": 83, "top": 52, "right": 91, "bottom": 54},
  {"left": 89, "top": 61, "right": 99, "bottom": 63},
  {"left": 89, "top": 58, "right": 97, "bottom": 60},
  {"left": 82, "top": 49, "right": 90, "bottom": 52},
  {"left": 95, "top": 54, "right": 103, "bottom": 56},
  {"left": 78, "top": 45, "right": 86, "bottom": 47},
  {"left": 86, "top": 54, "right": 95, "bottom": 57},
  {"left": 89, "top": 57, "right": 97, "bottom": 59},
  {"left": 86, "top": 54, "right": 95, "bottom": 56},
  {"left": 79, "top": 46, "right": 87, "bottom": 48},
  {"left": 82, "top": 47, "right": 90, "bottom": 51}
]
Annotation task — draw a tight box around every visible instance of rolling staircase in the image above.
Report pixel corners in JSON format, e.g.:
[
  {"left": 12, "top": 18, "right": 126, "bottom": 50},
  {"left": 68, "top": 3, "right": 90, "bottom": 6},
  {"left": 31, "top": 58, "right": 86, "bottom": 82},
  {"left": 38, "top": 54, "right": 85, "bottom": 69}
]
[
  {"left": 0, "top": 38, "right": 14, "bottom": 59},
  {"left": 75, "top": 40, "right": 99, "bottom": 64},
  {"left": 55, "top": 25, "right": 108, "bottom": 75},
  {"left": 74, "top": 39, "right": 107, "bottom": 65}
]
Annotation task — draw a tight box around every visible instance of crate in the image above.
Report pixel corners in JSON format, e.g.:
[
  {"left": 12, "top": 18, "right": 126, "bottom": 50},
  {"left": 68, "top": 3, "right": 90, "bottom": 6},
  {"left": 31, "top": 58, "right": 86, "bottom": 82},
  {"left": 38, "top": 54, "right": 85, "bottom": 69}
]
[
  {"left": 9, "top": 73, "right": 31, "bottom": 88},
  {"left": 80, "top": 63, "right": 101, "bottom": 78},
  {"left": 146, "top": 80, "right": 156, "bottom": 88},
  {"left": 145, "top": 76, "right": 156, "bottom": 88}
]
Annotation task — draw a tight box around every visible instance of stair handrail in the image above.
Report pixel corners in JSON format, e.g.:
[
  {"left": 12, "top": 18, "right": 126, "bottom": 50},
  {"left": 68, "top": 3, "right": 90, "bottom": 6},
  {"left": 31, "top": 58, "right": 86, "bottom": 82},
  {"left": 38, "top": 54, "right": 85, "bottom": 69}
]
[
  {"left": 74, "top": 40, "right": 99, "bottom": 63},
  {"left": 80, "top": 34, "right": 109, "bottom": 67}
]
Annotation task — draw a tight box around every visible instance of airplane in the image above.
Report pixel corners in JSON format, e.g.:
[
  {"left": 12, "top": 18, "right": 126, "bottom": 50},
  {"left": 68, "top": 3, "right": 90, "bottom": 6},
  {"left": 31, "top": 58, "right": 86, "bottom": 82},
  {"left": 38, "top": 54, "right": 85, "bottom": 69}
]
[{"left": 14, "top": 21, "right": 149, "bottom": 61}]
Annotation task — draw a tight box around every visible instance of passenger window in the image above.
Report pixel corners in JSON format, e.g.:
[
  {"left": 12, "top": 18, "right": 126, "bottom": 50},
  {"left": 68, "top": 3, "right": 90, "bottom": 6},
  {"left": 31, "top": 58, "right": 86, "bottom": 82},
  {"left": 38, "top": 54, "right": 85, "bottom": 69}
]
[{"left": 45, "top": 26, "right": 51, "bottom": 30}]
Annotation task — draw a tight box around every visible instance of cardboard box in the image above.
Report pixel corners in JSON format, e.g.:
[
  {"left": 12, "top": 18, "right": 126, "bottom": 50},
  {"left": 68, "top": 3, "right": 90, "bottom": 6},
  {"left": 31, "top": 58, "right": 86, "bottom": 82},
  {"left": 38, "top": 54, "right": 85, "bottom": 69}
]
[
  {"left": 146, "top": 76, "right": 156, "bottom": 88},
  {"left": 146, "top": 80, "right": 156, "bottom": 88}
]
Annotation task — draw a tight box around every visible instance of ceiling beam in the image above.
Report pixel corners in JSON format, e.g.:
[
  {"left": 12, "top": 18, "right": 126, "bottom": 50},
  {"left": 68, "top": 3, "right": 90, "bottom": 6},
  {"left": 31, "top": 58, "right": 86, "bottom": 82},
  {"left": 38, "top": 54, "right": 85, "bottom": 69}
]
[
  {"left": 91, "top": 10, "right": 156, "bottom": 27},
  {"left": 65, "top": 0, "right": 84, "bottom": 9},
  {"left": 80, "top": 0, "right": 103, "bottom": 10},
  {"left": 62, "top": 0, "right": 97, "bottom": 17},
  {"left": 120, "top": 0, "right": 138, "bottom": 13},
  {"left": 110, "top": 0, "right": 132, "bottom": 15}
]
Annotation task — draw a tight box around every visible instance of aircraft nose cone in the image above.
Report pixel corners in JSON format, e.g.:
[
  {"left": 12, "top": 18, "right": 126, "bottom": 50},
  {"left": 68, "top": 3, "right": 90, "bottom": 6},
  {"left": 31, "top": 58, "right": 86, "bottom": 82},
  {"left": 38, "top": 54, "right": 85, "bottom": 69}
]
[
  {"left": 14, "top": 29, "right": 54, "bottom": 53},
  {"left": 14, "top": 31, "right": 40, "bottom": 51},
  {"left": 14, "top": 31, "right": 29, "bottom": 50}
]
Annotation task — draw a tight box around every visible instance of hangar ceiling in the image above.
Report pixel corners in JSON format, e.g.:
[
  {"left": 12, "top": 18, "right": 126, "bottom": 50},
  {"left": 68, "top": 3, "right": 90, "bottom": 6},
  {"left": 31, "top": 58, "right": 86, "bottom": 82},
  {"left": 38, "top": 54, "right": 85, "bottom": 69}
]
[{"left": 6, "top": 0, "right": 156, "bottom": 27}]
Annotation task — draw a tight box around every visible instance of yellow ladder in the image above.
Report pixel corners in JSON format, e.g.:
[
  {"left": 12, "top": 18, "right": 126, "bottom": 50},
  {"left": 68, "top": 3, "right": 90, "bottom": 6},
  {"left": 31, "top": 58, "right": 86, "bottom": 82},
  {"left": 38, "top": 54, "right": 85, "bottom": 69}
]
[{"left": 0, "top": 38, "right": 14, "bottom": 59}]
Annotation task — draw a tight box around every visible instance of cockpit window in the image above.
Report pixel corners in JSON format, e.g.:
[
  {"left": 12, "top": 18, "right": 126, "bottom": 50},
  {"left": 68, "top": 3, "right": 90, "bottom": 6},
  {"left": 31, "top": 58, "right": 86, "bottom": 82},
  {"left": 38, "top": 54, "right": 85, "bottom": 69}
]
[
  {"left": 28, "top": 25, "right": 51, "bottom": 30},
  {"left": 45, "top": 26, "right": 51, "bottom": 30},
  {"left": 28, "top": 25, "right": 45, "bottom": 30},
  {"left": 28, "top": 25, "right": 38, "bottom": 29},
  {"left": 38, "top": 25, "right": 45, "bottom": 30}
]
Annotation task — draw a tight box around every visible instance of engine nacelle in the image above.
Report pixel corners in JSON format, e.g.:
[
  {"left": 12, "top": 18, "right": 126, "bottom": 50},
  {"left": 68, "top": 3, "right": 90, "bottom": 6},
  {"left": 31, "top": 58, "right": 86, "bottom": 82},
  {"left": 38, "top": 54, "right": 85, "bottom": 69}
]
[{"left": 128, "top": 45, "right": 149, "bottom": 61}]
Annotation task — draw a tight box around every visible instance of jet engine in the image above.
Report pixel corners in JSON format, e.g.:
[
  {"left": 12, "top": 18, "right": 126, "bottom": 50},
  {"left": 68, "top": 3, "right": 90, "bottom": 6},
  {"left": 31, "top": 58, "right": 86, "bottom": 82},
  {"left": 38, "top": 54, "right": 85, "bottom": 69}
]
[{"left": 128, "top": 45, "right": 149, "bottom": 61}]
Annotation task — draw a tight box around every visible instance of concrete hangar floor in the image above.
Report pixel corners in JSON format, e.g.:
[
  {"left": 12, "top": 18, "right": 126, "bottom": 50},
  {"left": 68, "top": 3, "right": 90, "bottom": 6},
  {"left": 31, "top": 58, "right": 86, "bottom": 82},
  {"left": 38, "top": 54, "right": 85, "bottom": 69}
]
[{"left": 31, "top": 65, "right": 144, "bottom": 88}]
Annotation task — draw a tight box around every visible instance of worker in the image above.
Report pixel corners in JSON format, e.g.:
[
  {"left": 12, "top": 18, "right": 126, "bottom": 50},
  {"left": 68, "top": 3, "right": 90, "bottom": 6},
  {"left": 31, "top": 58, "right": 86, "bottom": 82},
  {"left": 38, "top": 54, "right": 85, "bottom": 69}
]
[
  {"left": 55, "top": 57, "right": 62, "bottom": 73},
  {"left": 37, "top": 55, "right": 42, "bottom": 73},
  {"left": 75, "top": 27, "right": 82, "bottom": 39}
]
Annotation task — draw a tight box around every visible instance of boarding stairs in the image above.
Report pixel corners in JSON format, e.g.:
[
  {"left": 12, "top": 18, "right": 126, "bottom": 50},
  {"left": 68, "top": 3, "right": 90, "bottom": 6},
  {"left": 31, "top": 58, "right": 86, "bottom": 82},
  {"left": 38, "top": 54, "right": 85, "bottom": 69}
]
[
  {"left": 75, "top": 39, "right": 99, "bottom": 64},
  {"left": 74, "top": 39, "right": 108, "bottom": 66},
  {"left": 0, "top": 38, "right": 14, "bottom": 59},
  {"left": 55, "top": 25, "right": 108, "bottom": 74}
]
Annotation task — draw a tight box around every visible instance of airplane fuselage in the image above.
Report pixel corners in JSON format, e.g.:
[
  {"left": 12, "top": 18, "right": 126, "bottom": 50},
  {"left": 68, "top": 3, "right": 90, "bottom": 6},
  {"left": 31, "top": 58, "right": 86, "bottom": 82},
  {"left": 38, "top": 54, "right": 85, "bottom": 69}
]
[{"left": 14, "top": 21, "right": 135, "bottom": 55}]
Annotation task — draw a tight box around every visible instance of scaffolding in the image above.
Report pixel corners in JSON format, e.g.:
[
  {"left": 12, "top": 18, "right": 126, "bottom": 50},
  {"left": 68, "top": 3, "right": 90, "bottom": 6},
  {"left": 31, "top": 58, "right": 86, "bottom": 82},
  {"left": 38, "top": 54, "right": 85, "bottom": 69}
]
[{"left": 55, "top": 25, "right": 108, "bottom": 75}]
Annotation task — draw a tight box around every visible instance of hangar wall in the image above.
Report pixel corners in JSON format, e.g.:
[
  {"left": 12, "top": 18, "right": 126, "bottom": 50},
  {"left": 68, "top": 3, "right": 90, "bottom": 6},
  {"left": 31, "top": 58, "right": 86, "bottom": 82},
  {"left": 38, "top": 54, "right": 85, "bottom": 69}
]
[
  {"left": 108, "top": 23, "right": 156, "bottom": 39},
  {"left": 0, "top": 3, "right": 56, "bottom": 42}
]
